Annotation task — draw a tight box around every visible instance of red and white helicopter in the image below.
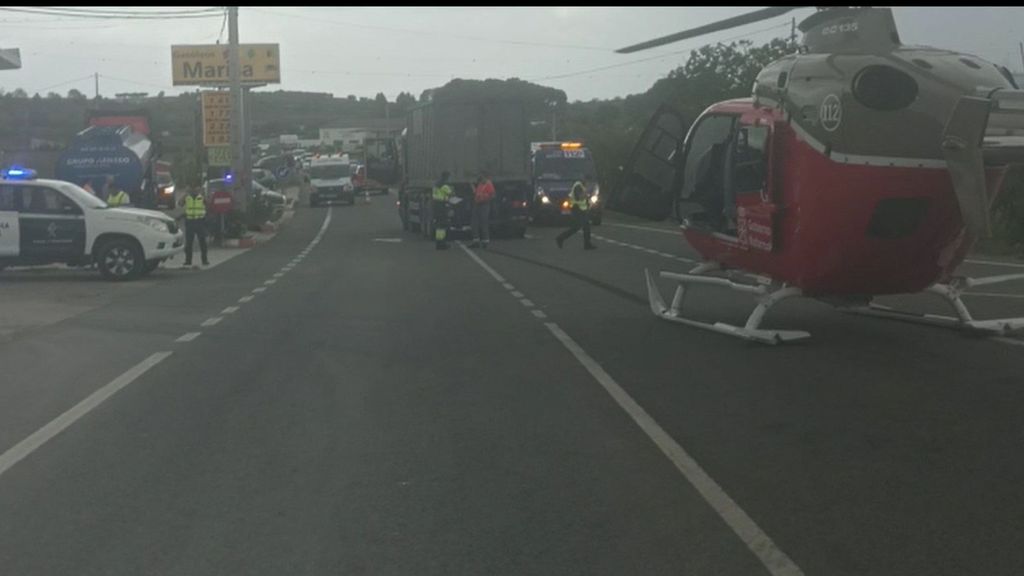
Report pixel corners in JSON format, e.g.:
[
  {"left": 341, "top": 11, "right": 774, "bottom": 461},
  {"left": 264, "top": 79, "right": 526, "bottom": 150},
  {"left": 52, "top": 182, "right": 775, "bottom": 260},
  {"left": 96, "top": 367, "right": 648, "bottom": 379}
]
[{"left": 614, "top": 6, "right": 1024, "bottom": 343}]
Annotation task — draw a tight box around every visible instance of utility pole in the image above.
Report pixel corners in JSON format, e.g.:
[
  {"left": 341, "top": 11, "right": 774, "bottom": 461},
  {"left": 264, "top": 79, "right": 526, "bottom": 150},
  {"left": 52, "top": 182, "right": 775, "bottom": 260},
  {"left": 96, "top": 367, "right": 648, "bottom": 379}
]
[
  {"left": 790, "top": 17, "right": 797, "bottom": 50},
  {"left": 228, "top": 5, "right": 247, "bottom": 213},
  {"left": 94, "top": 72, "right": 99, "bottom": 99},
  {"left": 1019, "top": 41, "right": 1024, "bottom": 74}
]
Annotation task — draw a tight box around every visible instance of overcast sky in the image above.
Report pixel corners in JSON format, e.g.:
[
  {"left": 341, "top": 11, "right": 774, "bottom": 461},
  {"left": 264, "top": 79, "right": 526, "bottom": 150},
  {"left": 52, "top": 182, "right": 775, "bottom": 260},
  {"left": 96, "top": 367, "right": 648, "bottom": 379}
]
[{"left": 1, "top": 6, "right": 1023, "bottom": 102}]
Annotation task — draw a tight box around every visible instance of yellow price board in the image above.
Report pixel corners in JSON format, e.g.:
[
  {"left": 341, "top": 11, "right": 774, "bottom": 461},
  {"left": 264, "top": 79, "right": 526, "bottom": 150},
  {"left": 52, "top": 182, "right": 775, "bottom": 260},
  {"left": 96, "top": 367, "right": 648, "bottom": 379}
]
[{"left": 202, "top": 91, "right": 232, "bottom": 147}]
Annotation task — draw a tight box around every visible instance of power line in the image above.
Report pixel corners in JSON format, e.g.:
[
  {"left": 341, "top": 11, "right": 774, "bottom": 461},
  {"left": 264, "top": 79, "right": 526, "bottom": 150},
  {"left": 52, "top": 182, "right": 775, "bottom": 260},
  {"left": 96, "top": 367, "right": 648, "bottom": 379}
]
[
  {"left": 527, "top": 21, "right": 793, "bottom": 82},
  {"left": 26, "top": 5, "right": 223, "bottom": 16},
  {"left": 0, "top": 7, "right": 223, "bottom": 20},
  {"left": 249, "top": 7, "right": 612, "bottom": 52},
  {"left": 28, "top": 73, "right": 95, "bottom": 95},
  {"left": 98, "top": 73, "right": 173, "bottom": 91},
  {"left": 217, "top": 8, "right": 228, "bottom": 44}
]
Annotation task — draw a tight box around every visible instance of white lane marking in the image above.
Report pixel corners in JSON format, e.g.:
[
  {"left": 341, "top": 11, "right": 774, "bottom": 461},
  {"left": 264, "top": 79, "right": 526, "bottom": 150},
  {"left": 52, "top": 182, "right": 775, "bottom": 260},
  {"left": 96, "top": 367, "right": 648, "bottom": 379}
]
[
  {"left": 965, "top": 258, "right": 1024, "bottom": 269},
  {"left": 0, "top": 352, "right": 173, "bottom": 479},
  {"left": 252, "top": 287, "right": 267, "bottom": 293},
  {"left": 175, "top": 332, "right": 201, "bottom": 342},
  {"left": 543, "top": 323, "right": 803, "bottom": 576},
  {"left": 994, "top": 337, "right": 1024, "bottom": 346},
  {"left": 264, "top": 279, "right": 277, "bottom": 285},
  {"left": 520, "top": 299, "right": 535, "bottom": 308},
  {"left": 531, "top": 310, "right": 547, "bottom": 319},
  {"left": 273, "top": 272, "right": 285, "bottom": 278},
  {"left": 201, "top": 317, "right": 223, "bottom": 327},
  {"left": 457, "top": 242, "right": 506, "bottom": 283},
  {"left": 502, "top": 283, "right": 515, "bottom": 291},
  {"left": 221, "top": 306, "right": 239, "bottom": 314},
  {"left": 238, "top": 295, "right": 255, "bottom": 303},
  {"left": 511, "top": 291, "right": 525, "bottom": 298},
  {"left": 374, "top": 238, "right": 403, "bottom": 242},
  {"left": 596, "top": 233, "right": 696, "bottom": 264},
  {"left": 607, "top": 222, "right": 681, "bottom": 235},
  {"left": 963, "top": 291, "right": 1024, "bottom": 299}
]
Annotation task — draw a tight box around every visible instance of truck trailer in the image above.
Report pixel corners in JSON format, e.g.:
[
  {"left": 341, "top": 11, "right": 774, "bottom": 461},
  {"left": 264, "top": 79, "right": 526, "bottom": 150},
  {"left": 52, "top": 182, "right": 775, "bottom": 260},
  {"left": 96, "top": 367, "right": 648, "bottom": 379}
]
[
  {"left": 55, "top": 124, "right": 158, "bottom": 210},
  {"left": 397, "top": 98, "right": 530, "bottom": 239}
]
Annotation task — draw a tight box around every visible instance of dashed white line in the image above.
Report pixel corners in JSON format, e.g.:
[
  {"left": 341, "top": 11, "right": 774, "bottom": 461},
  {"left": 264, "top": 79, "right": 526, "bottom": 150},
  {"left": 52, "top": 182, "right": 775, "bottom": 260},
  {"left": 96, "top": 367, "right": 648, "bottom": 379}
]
[
  {"left": 965, "top": 258, "right": 1024, "bottom": 269},
  {"left": 175, "top": 332, "right": 201, "bottom": 342},
  {"left": 201, "top": 317, "right": 223, "bottom": 327},
  {"left": 502, "top": 283, "right": 515, "bottom": 291},
  {"left": 606, "top": 222, "right": 681, "bottom": 235},
  {"left": 264, "top": 279, "right": 277, "bottom": 285},
  {"left": 273, "top": 272, "right": 285, "bottom": 278},
  {"left": 221, "top": 306, "right": 239, "bottom": 314},
  {"left": 252, "top": 287, "right": 267, "bottom": 293},
  {"left": 456, "top": 242, "right": 506, "bottom": 282},
  {"left": 543, "top": 323, "right": 803, "bottom": 576},
  {"left": 238, "top": 295, "right": 254, "bottom": 303},
  {"left": 0, "top": 351, "right": 173, "bottom": 479},
  {"left": 456, "top": 236, "right": 803, "bottom": 576},
  {"left": 511, "top": 291, "right": 525, "bottom": 298}
]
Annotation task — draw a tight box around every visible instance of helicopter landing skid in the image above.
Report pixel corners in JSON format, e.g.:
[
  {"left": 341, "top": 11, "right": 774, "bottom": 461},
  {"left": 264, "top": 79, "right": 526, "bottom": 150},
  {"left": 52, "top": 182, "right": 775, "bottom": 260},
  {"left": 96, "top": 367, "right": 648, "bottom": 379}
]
[
  {"left": 644, "top": 267, "right": 810, "bottom": 345},
  {"left": 846, "top": 273, "right": 1024, "bottom": 336}
]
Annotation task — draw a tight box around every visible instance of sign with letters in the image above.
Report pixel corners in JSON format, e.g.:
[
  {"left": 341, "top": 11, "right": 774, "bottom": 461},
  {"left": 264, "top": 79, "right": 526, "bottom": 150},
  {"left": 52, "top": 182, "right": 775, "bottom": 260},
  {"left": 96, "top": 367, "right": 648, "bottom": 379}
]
[{"left": 171, "top": 44, "right": 281, "bottom": 86}]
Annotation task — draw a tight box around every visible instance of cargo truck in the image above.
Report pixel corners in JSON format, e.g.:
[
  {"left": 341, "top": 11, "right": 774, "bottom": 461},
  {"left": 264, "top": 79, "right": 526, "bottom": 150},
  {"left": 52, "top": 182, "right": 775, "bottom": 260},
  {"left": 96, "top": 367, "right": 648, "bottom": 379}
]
[{"left": 396, "top": 98, "right": 530, "bottom": 239}]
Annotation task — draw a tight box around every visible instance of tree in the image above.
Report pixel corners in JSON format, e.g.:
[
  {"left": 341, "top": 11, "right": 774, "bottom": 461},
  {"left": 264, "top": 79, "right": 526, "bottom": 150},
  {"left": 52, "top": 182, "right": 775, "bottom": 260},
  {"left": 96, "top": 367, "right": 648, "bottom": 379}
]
[
  {"left": 67, "top": 88, "right": 87, "bottom": 100},
  {"left": 46, "top": 91, "right": 61, "bottom": 99},
  {"left": 11, "top": 88, "right": 27, "bottom": 98},
  {"left": 395, "top": 91, "right": 416, "bottom": 111}
]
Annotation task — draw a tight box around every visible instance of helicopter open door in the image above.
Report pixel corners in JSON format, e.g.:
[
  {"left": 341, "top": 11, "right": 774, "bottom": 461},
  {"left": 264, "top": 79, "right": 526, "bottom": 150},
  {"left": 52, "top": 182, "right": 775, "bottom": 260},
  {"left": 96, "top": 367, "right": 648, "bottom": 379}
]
[{"left": 610, "top": 104, "right": 687, "bottom": 220}]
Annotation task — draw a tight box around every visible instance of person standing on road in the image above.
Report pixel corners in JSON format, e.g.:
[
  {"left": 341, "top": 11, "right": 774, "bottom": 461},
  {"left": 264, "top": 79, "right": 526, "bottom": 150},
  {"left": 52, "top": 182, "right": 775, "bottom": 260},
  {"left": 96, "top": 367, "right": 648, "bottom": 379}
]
[
  {"left": 105, "top": 177, "right": 130, "bottom": 207},
  {"left": 556, "top": 176, "right": 596, "bottom": 250},
  {"left": 433, "top": 170, "right": 453, "bottom": 250},
  {"left": 81, "top": 180, "right": 96, "bottom": 196},
  {"left": 179, "top": 185, "right": 210, "bottom": 267},
  {"left": 470, "top": 172, "right": 495, "bottom": 249}
]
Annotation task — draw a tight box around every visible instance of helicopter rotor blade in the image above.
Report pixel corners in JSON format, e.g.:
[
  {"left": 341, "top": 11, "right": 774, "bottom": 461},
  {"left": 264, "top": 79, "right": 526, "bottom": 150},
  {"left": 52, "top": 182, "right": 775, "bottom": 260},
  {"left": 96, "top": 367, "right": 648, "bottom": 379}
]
[{"left": 616, "top": 6, "right": 805, "bottom": 54}]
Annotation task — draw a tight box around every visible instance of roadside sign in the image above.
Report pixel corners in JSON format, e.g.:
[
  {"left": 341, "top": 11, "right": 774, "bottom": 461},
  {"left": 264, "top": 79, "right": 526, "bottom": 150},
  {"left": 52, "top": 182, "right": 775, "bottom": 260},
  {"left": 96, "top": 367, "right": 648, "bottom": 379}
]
[
  {"left": 207, "top": 146, "right": 231, "bottom": 167},
  {"left": 171, "top": 44, "right": 280, "bottom": 86},
  {"left": 201, "top": 91, "right": 231, "bottom": 147},
  {"left": 210, "top": 189, "right": 234, "bottom": 214}
]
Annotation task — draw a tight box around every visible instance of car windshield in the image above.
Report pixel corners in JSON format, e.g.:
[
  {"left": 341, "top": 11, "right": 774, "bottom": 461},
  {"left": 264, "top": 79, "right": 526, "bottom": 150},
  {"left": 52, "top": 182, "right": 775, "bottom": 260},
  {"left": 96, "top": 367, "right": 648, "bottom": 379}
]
[
  {"left": 309, "top": 163, "right": 351, "bottom": 179},
  {"left": 534, "top": 152, "right": 596, "bottom": 181},
  {"left": 156, "top": 174, "right": 172, "bottom": 186}
]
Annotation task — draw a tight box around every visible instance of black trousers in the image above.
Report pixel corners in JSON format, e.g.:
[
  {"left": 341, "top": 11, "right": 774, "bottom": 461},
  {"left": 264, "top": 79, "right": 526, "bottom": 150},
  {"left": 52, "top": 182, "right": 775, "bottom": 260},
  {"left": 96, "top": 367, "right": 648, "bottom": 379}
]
[
  {"left": 184, "top": 218, "right": 209, "bottom": 264},
  {"left": 556, "top": 209, "right": 592, "bottom": 247},
  {"left": 433, "top": 200, "right": 449, "bottom": 248}
]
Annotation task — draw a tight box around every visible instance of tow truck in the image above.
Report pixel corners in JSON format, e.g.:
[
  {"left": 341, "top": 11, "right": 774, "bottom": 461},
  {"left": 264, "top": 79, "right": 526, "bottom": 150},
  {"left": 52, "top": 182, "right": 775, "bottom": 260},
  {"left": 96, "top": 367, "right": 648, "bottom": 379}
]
[{"left": 0, "top": 166, "right": 183, "bottom": 280}]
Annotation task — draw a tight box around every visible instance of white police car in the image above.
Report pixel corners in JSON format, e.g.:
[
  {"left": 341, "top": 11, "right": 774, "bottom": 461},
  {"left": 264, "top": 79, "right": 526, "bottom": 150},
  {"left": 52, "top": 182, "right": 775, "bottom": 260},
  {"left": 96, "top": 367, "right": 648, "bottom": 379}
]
[{"left": 0, "top": 167, "right": 184, "bottom": 281}]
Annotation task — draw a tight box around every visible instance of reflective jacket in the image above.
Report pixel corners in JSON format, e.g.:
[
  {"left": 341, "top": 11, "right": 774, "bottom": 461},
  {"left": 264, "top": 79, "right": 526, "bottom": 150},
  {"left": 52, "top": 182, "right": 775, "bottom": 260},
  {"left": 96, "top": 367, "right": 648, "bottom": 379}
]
[
  {"left": 107, "top": 190, "right": 129, "bottom": 207},
  {"left": 432, "top": 184, "right": 452, "bottom": 202},
  {"left": 569, "top": 181, "right": 589, "bottom": 211},
  {"left": 185, "top": 194, "right": 207, "bottom": 220}
]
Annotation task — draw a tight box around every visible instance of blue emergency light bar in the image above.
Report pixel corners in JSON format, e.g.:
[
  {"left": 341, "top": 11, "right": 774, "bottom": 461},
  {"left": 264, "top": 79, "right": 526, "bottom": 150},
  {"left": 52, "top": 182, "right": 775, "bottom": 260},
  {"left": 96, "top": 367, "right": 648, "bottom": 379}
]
[
  {"left": 224, "top": 172, "right": 234, "bottom": 183},
  {"left": 1, "top": 166, "right": 37, "bottom": 180}
]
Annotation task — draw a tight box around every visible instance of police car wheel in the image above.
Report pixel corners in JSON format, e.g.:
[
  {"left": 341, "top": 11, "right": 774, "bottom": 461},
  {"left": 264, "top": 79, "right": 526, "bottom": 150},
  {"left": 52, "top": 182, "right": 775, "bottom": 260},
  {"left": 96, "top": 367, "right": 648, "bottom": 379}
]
[{"left": 97, "top": 239, "right": 143, "bottom": 281}]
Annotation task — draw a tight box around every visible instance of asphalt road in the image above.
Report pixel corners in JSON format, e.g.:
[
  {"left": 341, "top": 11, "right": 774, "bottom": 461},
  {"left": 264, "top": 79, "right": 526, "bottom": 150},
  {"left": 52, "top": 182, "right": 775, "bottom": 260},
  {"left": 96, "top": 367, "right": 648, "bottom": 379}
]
[{"left": 1, "top": 198, "right": 1023, "bottom": 575}]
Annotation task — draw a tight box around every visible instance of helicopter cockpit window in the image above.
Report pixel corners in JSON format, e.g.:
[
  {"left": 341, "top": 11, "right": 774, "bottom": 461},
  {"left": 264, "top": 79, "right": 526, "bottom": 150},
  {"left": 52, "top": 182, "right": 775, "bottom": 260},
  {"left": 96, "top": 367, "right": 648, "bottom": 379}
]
[
  {"left": 733, "top": 126, "right": 768, "bottom": 196},
  {"left": 852, "top": 65, "right": 918, "bottom": 111},
  {"left": 679, "top": 114, "right": 736, "bottom": 230}
]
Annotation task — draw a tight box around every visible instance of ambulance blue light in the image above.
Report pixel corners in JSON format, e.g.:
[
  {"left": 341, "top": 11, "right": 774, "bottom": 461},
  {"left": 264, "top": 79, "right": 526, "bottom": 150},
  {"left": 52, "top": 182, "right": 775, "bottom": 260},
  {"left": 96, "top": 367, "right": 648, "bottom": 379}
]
[{"left": 2, "top": 166, "right": 36, "bottom": 180}]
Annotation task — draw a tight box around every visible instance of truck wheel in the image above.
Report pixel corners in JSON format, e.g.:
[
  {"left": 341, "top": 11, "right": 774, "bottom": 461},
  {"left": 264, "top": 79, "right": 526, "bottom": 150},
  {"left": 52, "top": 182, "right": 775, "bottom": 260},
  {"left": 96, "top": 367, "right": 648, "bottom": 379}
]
[{"left": 97, "top": 239, "right": 144, "bottom": 281}]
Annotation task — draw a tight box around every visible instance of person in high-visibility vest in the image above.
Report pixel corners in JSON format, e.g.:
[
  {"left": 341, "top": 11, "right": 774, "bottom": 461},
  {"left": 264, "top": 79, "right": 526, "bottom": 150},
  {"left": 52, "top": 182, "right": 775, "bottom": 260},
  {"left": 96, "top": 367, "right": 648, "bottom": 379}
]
[
  {"left": 105, "top": 178, "right": 130, "bottom": 207},
  {"left": 432, "top": 170, "right": 453, "bottom": 250},
  {"left": 556, "top": 176, "right": 596, "bottom": 250},
  {"left": 178, "top": 186, "right": 210, "bottom": 267}
]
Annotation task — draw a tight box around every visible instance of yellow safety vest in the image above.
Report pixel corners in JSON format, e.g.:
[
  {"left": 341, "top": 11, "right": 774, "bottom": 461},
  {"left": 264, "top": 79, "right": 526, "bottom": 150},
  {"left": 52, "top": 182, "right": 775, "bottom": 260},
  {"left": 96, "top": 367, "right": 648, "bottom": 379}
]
[
  {"left": 107, "top": 190, "right": 128, "bottom": 207},
  {"left": 569, "top": 181, "right": 589, "bottom": 211},
  {"left": 433, "top": 184, "right": 452, "bottom": 201},
  {"left": 185, "top": 194, "right": 206, "bottom": 220}
]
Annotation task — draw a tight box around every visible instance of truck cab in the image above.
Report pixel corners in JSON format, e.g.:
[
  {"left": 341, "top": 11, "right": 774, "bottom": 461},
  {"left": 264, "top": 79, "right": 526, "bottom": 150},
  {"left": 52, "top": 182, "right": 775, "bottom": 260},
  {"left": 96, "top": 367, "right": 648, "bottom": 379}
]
[
  {"left": 0, "top": 167, "right": 183, "bottom": 280},
  {"left": 529, "top": 142, "right": 602, "bottom": 225}
]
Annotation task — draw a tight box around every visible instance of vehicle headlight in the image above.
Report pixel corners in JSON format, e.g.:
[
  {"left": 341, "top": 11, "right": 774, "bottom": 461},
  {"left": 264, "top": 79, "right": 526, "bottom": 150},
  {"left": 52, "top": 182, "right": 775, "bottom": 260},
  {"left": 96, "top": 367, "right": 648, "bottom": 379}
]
[
  {"left": 145, "top": 218, "right": 170, "bottom": 233},
  {"left": 540, "top": 194, "right": 551, "bottom": 204},
  {"left": 590, "top": 194, "right": 600, "bottom": 205},
  {"left": 162, "top": 185, "right": 175, "bottom": 195},
  {"left": 536, "top": 186, "right": 545, "bottom": 196}
]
